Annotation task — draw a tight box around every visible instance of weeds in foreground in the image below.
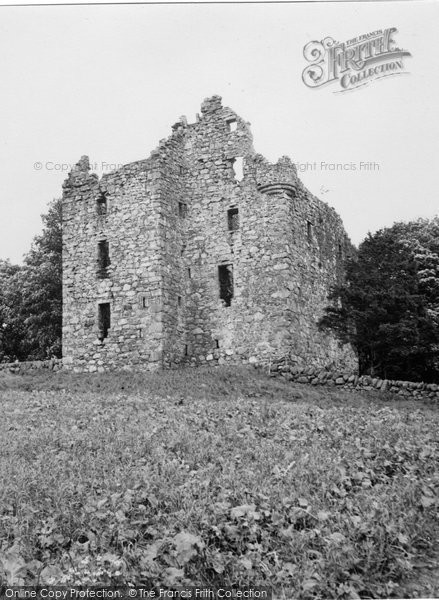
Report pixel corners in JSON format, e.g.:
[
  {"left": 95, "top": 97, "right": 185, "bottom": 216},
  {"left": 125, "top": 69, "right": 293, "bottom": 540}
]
[{"left": 0, "top": 367, "right": 438, "bottom": 598}]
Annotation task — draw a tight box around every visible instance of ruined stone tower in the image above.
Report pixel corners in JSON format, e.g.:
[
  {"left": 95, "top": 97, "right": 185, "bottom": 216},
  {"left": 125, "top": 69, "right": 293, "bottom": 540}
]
[{"left": 62, "top": 95, "right": 357, "bottom": 372}]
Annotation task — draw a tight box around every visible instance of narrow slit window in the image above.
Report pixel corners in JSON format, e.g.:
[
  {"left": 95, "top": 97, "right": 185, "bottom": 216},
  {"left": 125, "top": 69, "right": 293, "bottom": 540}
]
[
  {"left": 307, "top": 221, "right": 313, "bottom": 242},
  {"left": 218, "top": 264, "right": 234, "bottom": 307},
  {"left": 187, "top": 267, "right": 192, "bottom": 279},
  {"left": 97, "top": 240, "right": 110, "bottom": 278},
  {"left": 98, "top": 303, "right": 111, "bottom": 340},
  {"left": 227, "top": 208, "right": 239, "bottom": 232},
  {"left": 184, "top": 344, "right": 189, "bottom": 356},
  {"left": 178, "top": 296, "right": 182, "bottom": 308},
  {"left": 96, "top": 192, "right": 108, "bottom": 216},
  {"left": 142, "top": 296, "right": 147, "bottom": 309},
  {"left": 178, "top": 202, "right": 187, "bottom": 218}
]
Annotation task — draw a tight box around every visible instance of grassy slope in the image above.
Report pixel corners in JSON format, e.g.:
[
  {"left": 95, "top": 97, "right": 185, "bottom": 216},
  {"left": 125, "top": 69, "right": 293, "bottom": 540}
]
[{"left": 0, "top": 366, "right": 438, "bottom": 598}]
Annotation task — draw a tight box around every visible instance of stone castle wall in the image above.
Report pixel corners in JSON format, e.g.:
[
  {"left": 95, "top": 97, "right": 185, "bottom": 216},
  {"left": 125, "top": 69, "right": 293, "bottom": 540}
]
[{"left": 62, "top": 96, "right": 357, "bottom": 373}]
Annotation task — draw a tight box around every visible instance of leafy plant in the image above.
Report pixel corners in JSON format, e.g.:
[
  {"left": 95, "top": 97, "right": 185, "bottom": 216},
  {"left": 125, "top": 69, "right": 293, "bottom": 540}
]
[{"left": 0, "top": 366, "right": 438, "bottom": 597}]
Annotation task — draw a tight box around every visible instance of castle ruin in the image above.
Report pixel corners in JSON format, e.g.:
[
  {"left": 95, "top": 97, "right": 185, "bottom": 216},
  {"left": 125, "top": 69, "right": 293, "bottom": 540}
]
[{"left": 62, "top": 95, "right": 357, "bottom": 372}]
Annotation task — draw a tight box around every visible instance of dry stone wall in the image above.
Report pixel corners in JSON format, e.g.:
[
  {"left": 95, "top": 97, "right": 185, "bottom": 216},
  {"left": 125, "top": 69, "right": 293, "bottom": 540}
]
[
  {"left": 0, "top": 359, "right": 62, "bottom": 374},
  {"left": 271, "top": 361, "right": 439, "bottom": 401},
  {"left": 62, "top": 95, "right": 357, "bottom": 373},
  {"left": 0, "top": 359, "right": 437, "bottom": 404}
]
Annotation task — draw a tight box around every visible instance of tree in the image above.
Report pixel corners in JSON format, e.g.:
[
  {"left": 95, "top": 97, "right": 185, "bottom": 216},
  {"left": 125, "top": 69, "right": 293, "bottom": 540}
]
[
  {"left": 319, "top": 218, "right": 439, "bottom": 382},
  {"left": 0, "top": 199, "right": 62, "bottom": 361},
  {"left": 0, "top": 260, "right": 24, "bottom": 361},
  {"left": 21, "top": 198, "right": 63, "bottom": 358}
]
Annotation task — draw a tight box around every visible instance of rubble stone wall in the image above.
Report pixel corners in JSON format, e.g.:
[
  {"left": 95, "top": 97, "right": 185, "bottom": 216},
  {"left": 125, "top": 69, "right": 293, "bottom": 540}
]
[
  {"left": 0, "top": 359, "right": 62, "bottom": 373},
  {"left": 62, "top": 95, "right": 358, "bottom": 373},
  {"left": 270, "top": 361, "right": 439, "bottom": 401},
  {"left": 1, "top": 360, "right": 437, "bottom": 404}
]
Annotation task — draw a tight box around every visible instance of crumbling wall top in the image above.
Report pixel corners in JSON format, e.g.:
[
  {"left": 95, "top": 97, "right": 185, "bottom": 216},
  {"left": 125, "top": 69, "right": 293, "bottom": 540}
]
[
  {"left": 73, "top": 155, "right": 91, "bottom": 172},
  {"left": 63, "top": 155, "right": 99, "bottom": 193},
  {"left": 200, "top": 95, "right": 223, "bottom": 115},
  {"left": 254, "top": 154, "right": 298, "bottom": 193}
]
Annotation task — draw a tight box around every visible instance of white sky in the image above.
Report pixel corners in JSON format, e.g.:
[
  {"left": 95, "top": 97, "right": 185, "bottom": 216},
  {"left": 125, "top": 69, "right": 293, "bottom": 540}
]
[{"left": 0, "top": 0, "right": 437, "bottom": 263}]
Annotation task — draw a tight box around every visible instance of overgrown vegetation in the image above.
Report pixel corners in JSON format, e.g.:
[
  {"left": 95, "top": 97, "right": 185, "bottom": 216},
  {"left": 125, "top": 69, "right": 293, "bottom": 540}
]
[
  {"left": 320, "top": 217, "right": 439, "bottom": 382},
  {"left": 0, "top": 367, "right": 438, "bottom": 598},
  {"left": 0, "top": 198, "right": 62, "bottom": 361}
]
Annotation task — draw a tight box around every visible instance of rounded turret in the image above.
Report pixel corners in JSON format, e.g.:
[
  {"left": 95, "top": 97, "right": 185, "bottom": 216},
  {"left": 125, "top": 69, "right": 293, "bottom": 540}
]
[{"left": 254, "top": 155, "right": 298, "bottom": 197}]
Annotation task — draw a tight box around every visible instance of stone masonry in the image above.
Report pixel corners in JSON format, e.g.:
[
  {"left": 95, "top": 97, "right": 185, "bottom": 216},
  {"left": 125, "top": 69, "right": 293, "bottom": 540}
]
[{"left": 62, "top": 95, "right": 358, "bottom": 373}]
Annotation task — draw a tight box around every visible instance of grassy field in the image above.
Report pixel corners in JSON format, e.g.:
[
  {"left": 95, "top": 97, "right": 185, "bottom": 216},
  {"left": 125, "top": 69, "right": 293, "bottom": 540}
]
[{"left": 0, "top": 366, "right": 438, "bottom": 598}]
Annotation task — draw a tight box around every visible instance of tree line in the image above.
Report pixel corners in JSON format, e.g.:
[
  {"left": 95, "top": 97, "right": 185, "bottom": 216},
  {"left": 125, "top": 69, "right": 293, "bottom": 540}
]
[
  {"left": 0, "top": 199, "right": 62, "bottom": 361},
  {"left": 320, "top": 218, "right": 439, "bottom": 382},
  {"left": 0, "top": 200, "right": 438, "bottom": 381}
]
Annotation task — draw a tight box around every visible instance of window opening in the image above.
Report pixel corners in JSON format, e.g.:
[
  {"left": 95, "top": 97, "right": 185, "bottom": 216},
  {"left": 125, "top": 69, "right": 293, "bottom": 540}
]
[
  {"left": 307, "top": 221, "right": 312, "bottom": 242},
  {"left": 96, "top": 192, "right": 108, "bottom": 216},
  {"left": 231, "top": 157, "right": 244, "bottom": 182},
  {"left": 218, "top": 264, "right": 234, "bottom": 307},
  {"left": 97, "top": 240, "right": 110, "bottom": 278},
  {"left": 227, "top": 208, "right": 239, "bottom": 231},
  {"left": 98, "top": 303, "right": 111, "bottom": 340},
  {"left": 227, "top": 119, "right": 237, "bottom": 132}
]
